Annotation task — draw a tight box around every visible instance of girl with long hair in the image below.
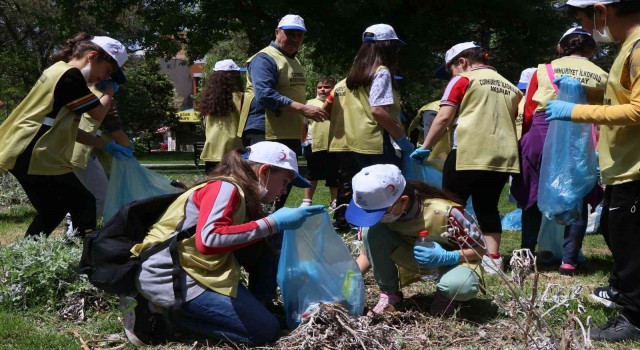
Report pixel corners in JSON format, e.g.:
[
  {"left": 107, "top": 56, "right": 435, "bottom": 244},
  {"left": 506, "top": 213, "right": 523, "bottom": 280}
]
[
  {"left": 0, "top": 32, "right": 132, "bottom": 238},
  {"left": 198, "top": 59, "right": 244, "bottom": 174},
  {"left": 127, "top": 141, "right": 324, "bottom": 346}
]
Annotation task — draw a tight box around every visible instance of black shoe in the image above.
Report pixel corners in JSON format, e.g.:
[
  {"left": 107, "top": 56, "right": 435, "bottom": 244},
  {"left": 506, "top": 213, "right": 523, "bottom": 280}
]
[
  {"left": 590, "top": 286, "right": 621, "bottom": 309},
  {"left": 590, "top": 315, "right": 640, "bottom": 342},
  {"left": 122, "top": 294, "right": 167, "bottom": 346}
]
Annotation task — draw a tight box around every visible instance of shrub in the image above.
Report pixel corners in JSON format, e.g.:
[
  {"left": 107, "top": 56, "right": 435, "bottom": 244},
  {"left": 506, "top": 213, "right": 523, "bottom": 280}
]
[
  {"left": 0, "top": 236, "right": 91, "bottom": 310},
  {"left": 0, "top": 174, "right": 29, "bottom": 207}
]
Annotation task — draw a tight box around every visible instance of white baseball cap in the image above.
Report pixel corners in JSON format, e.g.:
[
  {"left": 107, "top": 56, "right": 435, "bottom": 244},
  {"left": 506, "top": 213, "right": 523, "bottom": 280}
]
[
  {"left": 278, "top": 14, "right": 306, "bottom": 32},
  {"left": 517, "top": 68, "right": 537, "bottom": 90},
  {"left": 346, "top": 164, "right": 406, "bottom": 227},
  {"left": 212, "top": 59, "right": 247, "bottom": 72},
  {"left": 362, "top": 24, "right": 406, "bottom": 45},
  {"left": 243, "top": 141, "right": 311, "bottom": 188},
  {"left": 561, "top": 0, "right": 621, "bottom": 8},
  {"left": 435, "top": 42, "right": 481, "bottom": 80},
  {"left": 91, "top": 36, "right": 128, "bottom": 83},
  {"left": 559, "top": 26, "right": 592, "bottom": 42}
]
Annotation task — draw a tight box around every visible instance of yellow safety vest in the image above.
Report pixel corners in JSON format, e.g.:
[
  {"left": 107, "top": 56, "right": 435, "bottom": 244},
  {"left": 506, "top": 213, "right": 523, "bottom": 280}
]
[
  {"left": 200, "top": 92, "right": 243, "bottom": 162},
  {"left": 598, "top": 28, "right": 640, "bottom": 185},
  {"left": 132, "top": 177, "right": 247, "bottom": 298},
  {"left": 532, "top": 56, "right": 608, "bottom": 113},
  {"left": 237, "top": 45, "right": 306, "bottom": 140},
  {"left": 455, "top": 68, "right": 521, "bottom": 173},
  {"left": 343, "top": 66, "right": 402, "bottom": 155},
  {"left": 71, "top": 87, "right": 103, "bottom": 169},
  {"left": 0, "top": 61, "right": 87, "bottom": 175},
  {"left": 328, "top": 79, "right": 350, "bottom": 152},
  {"left": 306, "top": 98, "right": 330, "bottom": 152}
]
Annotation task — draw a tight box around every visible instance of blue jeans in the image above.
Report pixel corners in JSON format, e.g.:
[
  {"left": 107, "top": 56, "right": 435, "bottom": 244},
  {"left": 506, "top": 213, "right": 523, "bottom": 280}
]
[{"left": 168, "top": 284, "right": 279, "bottom": 346}]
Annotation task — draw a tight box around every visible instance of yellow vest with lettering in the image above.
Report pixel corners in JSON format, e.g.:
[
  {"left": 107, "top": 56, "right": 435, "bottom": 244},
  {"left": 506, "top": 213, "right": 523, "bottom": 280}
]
[
  {"left": 307, "top": 98, "right": 330, "bottom": 152},
  {"left": 238, "top": 45, "right": 306, "bottom": 140},
  {"left": 201, "top": 92, "right": 243, "bottom": 162},
  {"left": 132, "top": 178, "right": 247, "bottom": 298},
  {"left": 71, "top": 87, "right": 103, "bottom": 169},
  {"left": 598, "top": 28, "right": 640, "bottom": 185},
  {"left": 328, "top": 79, "right": 350, "bottom": 152},
  {"left": 455, "top": 68, "right": 521, "bottom": 173},
  {"left": 343, "top": 66, "right": 402, "bottom": 155},
  {"left": 0, "top": 61, "right": 84, "bottom": 175},
  {"left": 532, "top": 57, "right": 608, "bottom": 113}
]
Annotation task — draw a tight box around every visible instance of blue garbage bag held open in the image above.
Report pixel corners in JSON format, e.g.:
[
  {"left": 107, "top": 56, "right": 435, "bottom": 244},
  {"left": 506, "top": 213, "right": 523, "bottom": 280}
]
[
  {"left": 103, "top": 157, "right": 183, "bottom": 222},
  {"left": 537, "top": 76, "right": 598, "bottom": 225},
  {"left": 277, "top": 212, "right": 365, "bottom": 328}
]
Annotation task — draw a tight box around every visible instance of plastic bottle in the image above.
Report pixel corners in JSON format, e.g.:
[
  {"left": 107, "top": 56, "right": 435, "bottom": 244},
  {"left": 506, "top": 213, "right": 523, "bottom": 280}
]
[{"left": 415, "top": 230, "right": 439, "bottom": 281}]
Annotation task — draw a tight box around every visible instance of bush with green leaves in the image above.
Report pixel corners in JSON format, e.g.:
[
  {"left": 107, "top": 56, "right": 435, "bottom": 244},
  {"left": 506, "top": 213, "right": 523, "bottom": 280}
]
[
  {"left": 0, "top": 236, "right": 92, "bottom": 310},
  {"left": 0, "top": 174, "right": 29, "bottom": 207}
]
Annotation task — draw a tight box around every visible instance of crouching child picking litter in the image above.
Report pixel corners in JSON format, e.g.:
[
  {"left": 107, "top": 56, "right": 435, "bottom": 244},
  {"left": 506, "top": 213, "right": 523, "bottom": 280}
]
[
  {"left": 346, "top": 164, "right": 485, "bottom": 316},
  {"left": 125, "top": 141, "right": 324, "bottom": 346}
]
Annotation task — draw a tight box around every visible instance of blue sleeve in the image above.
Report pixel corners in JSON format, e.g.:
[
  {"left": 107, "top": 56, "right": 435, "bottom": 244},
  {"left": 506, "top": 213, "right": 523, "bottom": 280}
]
[{"left": 249, "top": 53, "right": 293, "bottom": 110}]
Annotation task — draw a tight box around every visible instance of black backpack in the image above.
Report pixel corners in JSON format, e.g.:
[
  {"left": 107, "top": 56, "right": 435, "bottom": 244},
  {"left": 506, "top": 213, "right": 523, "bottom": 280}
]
[{"left": 79, "top": 192, "right": 195, "bottom": 297}]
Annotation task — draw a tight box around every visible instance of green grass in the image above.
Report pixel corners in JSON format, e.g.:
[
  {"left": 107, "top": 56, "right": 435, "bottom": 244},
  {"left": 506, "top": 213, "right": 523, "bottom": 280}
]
[
  {"left": 135, "top": 151, "right": 195, "bottom": 164},
  {"left": 0, "top": 307, "right": 80, "bottom": 349}
]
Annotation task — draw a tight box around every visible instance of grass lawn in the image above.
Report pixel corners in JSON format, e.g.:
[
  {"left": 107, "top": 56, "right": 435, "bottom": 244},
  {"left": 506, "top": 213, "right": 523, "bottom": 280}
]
[{"left": 0, "top": 167, "right": 638, "bottom": 349}]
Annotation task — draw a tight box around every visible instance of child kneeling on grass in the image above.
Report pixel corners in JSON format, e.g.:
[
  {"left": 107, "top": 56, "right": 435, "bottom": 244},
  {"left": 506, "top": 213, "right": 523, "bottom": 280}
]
[
  {"left": 124, "top": 141, "right": 325, "bottom": 346},
  {"left": 346, "top": 164, "right": 485, "bottom": 316}
]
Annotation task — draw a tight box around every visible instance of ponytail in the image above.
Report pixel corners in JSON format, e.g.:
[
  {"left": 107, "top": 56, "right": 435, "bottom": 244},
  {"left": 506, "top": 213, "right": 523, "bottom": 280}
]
[
  {"left": 51, "top": 32, "right": 114, "bottom": 64},
  {"left": 558, "top": 33, "right": 596, "bottom": 57}
]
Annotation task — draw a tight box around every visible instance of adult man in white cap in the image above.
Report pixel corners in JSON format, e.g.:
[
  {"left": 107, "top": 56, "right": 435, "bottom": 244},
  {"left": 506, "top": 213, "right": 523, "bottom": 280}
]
[{"left": 237, "top": 14, "right": 328, "bottom": 209}]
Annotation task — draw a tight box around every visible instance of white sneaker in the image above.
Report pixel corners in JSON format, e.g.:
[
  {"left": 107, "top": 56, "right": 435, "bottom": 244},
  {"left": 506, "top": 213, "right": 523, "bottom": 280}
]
[
  {"left": 481, "top": 255, "right": 504, "bottom": 275},
  {"left": 300, "top": 199, "right": 312, "bottom": 207}
]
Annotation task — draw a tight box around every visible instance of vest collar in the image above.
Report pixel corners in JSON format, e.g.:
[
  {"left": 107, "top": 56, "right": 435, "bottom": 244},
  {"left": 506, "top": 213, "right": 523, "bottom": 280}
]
[{"left": 270, "top": 41, "right": 297, "bottom": 59}]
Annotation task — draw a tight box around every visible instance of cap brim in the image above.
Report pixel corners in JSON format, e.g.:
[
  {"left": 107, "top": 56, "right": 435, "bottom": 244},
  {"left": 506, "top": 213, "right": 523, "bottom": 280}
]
[
  {"left": 239, "top": 67, "right": 247, "bottom": 72},
  {"left": 345, "top": 198, "right": 388, "bottom": 227},
  {"left": 435, "top": 64, "right": 452, "bottom": 81},
  {"left": 517, "top": 82, "right": 528, "bottom": 90},
  {"left": 292, "top": 172, "right": 312, "bottom": 188},
  {"left": 111, "top": 69, "right": 126, "bottom": 84},
  {"left": 279, "top": 25, "right": 307, "bottom": 32}
]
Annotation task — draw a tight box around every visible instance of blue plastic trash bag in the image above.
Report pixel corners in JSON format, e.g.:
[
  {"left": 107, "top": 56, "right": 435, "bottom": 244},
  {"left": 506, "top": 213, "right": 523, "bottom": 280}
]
[
  {"left": 402, "top": 156, "right": 475, "bottom": 215},
  {"left": 103, "top": 157, "right": 183, "bottom": 222},
  {"left": 501, "top": 208, "right": 522, "bottom": 231},
  {"left": 277, "top": 212, "right": 365, "bottom": 328},
  {"left": 538, "top": 77, "right": 598, "bottom": 225},
  {"left": 537, "top": 216, "right": 585, "bottom": 264}
]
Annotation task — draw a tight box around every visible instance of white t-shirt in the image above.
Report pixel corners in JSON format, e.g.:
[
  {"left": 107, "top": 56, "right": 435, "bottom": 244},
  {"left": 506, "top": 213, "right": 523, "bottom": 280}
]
[{"left": 369, "top": 68, "right": 394, "bottom": 107}]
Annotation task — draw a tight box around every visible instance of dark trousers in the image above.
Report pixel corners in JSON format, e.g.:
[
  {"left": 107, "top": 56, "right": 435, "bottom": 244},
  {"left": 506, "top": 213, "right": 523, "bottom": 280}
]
[
  {"left": 333, "top": 151, "right": 359, "bottom": 225},
  {"left": 353, "top": 132, "right": 401, "bottom": 169},
  {"left": 241, "top": 131, "right": 301, "bottom": 210},
  {"left": 10, "top": 140, "right": 96, "bottom": 238},
  {"left": 601, "top": 181, "right": 640, "bottom": 323}
]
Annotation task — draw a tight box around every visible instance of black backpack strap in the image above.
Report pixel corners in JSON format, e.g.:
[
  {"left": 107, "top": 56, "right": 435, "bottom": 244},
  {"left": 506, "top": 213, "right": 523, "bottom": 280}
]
[{"left": 169, "top": 226, "right": 196, "bottom": 310}]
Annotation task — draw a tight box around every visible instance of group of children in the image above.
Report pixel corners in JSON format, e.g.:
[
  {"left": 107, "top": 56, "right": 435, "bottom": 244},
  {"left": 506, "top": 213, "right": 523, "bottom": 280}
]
[{"left": 0, "top": 0, "right": 639, "bottom": 346}]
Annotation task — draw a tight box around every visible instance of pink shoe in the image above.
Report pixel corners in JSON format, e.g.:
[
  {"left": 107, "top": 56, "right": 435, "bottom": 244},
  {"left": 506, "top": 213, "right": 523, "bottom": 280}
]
[
  {"left": 368, "top": 291, "right": 403, "bottom": 316},
  {"left": 559, "top": 262, "right": 577, "bottom": 276}
]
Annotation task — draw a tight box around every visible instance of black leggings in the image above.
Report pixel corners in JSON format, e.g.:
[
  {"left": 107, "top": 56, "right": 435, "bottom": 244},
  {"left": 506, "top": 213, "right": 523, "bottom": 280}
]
[
  {"left": 10, "top": 130, "right": 96, "bottom": 237},
  {"left": 442, "top": 149, "right": 509, "bottom": 233}
]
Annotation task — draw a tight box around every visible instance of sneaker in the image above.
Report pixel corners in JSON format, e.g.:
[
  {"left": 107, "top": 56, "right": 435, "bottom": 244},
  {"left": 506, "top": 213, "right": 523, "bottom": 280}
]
[
  {"left": 590, "top": 286, "right": 621, "bottom": 309},
  {"left": 368, "top": 291, "right": 403, "bottom": 316},
  {"left": 300, "top": 199, "right": 312, "bottom": 207},
  {"left": 559, "top": 262, "right": 577, "bottom": 276},
  {"left": 481, "top": 255, "right": 504, "bottom": 275},
  {"left": 430, "top": 291, "right": 459, "bottom": 317},
  {"left": 120, "top": 293, "right": 166, "bottom": 346},
  {"left": 590, "top": 314, "right": 640, "bottom": 342}
]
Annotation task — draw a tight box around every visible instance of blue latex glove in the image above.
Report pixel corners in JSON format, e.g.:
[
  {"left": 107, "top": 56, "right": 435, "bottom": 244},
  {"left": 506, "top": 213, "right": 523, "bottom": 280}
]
[
  {"left": 545, "top": 100, "right": 576, "bottom": 122},
  {"left": 104, "top": 141, "right": 133, "bottom": 159},
  {"left": 394, "top": 135, "right": 414, "bottom": 154},
  {"left": 553, "top": 75, "right": 585, "bottom": 96},
  {"left": 410, "top": 147, "right": 432, "bottom": 161},
  {"left": 96, "top": 80, "right": 120, "bottom": 94},
  {"left": 269, "top": 205, "right": 326, "bottom": 231},
  {"left": 413, "top": 242, "right": 459, "bottom": 267}
]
